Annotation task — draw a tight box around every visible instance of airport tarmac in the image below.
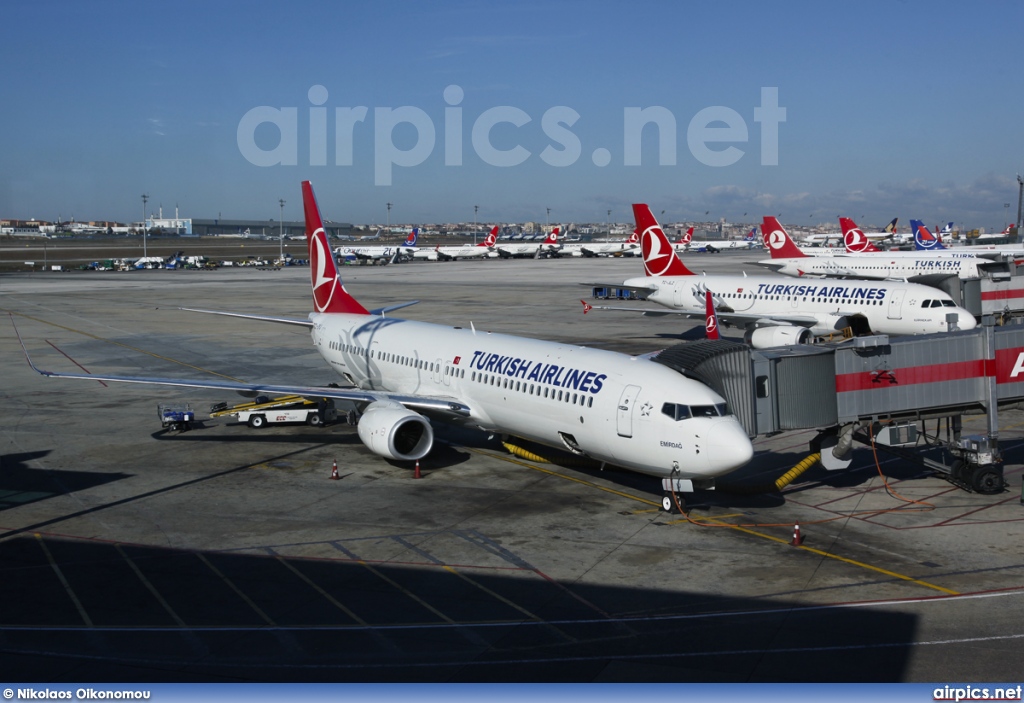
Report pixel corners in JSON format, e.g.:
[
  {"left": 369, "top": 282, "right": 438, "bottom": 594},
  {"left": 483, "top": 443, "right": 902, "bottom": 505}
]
[{"left": 1, "top": 253, "right": 1023, "bottom": 682}]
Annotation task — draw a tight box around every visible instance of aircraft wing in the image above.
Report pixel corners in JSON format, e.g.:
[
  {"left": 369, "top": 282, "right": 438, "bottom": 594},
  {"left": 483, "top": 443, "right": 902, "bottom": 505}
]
[
  {"left": 12, "top": 316, "right": 471, "bottom": 422},
  {"left": 584, "top": 304, "right": 819, "bottom": 328},
  {"left": 181, "top": 301, "right": 419, "bottom": 324}
]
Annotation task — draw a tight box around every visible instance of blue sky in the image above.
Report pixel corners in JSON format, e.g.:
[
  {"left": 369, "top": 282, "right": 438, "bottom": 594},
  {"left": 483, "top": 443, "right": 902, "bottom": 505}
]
[{"left": 2, "top": 0, "right": 1023, "bottom": 230}]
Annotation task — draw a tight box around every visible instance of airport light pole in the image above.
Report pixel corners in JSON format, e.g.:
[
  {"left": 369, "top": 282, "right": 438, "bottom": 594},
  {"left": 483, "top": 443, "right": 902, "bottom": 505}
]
[
  {"left": 474, "top": 204, "right": 479, "bottom": 245},
  {"left": 386, "top": 202, "right": 392, "bottom": 232},
  {"left": 279, "top": 198, "right": 285, "bottom": 263},
  {"left": 1006, "top": 203, "right": 1011, "bottom": 229},
  {"left": 141, "top": 194, "right": 149, "bottom": 258}
]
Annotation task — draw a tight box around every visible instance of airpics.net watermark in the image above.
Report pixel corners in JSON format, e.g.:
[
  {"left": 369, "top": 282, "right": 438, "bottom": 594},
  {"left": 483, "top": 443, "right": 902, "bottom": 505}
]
[{"left": 237, "top": 85, "right": 786, "bottom": 186}]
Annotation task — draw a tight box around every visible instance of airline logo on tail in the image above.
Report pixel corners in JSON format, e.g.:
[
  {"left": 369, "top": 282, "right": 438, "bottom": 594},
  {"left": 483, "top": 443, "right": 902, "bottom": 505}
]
[
  {"left": 580, "top": 299, "right": 593, "bottom": 314},
  {"left": 744, "top": 228, "right": 757, "bottom": 242},
  {"left": 912, "top": 220, "right": 945, "bottom": 250},
  {"left": 761, "top": 216, "right": 806, "bottom": 258},
  {"left": 544, "top": 227, "right": 560, "bottom": 245},
  {"left": 403, "top": 229, "right": 418, "bottom": 247},
  {"left": 627, "top": 228, "right": 640, "bottom": 245},
  {"left": 635, "top": 204, "right": 694, "bottom": 277},
  {"left": 839, "top": 217, "right": 880, "bottom": 253},
  {"left": 480, "top": 226, "right": 498, "bottom": 247},
  {"left": 884, "top": 217, "right": 899, "bottom": 234},
  {"left": 704, "top": 290, "right": 720, "bottom": 340},
  {"left": 302, "top": 181, "right": 370, "bottom": 315},
  {"left": 676, "top": 227, "right": 694, "bottom": 245}
]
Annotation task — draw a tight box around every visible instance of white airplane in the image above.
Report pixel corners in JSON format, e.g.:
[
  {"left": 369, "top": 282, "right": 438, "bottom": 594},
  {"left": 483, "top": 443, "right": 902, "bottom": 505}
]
[
  {"left": 18, "top": 181, "right": 754, "bottom": 498},
  {"left": 495, "top": 228, "right": 561, "bottom": 258},
  {"left": 587, "top": 205, "right": 976, "bottom": 348},
  {"left": 413, "top": 227, "right": 499, "bottom": 261},
  {"left": 336, "top": 229, "right": 419, "bottom": 264},
  {"left": 800, "top": 218, "right": 902, "bottom": 248},
  {"left": 758, "top": 218, "right": 1001, "bottom": 280},
  {"left": 561, "top": 229, "right": 641, "bottom": 258},
  {"left": 762, "top": 217, "right": 984, "bottom": 260}
]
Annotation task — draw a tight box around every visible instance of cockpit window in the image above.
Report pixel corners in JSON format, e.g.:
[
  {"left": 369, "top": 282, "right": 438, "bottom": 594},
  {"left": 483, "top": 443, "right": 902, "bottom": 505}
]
[
  {"left": 661, "top": 402, "right": 729, "bottom": 420},
  {"left": 941, "top": 299, "right": 956, "bottom": 307}
]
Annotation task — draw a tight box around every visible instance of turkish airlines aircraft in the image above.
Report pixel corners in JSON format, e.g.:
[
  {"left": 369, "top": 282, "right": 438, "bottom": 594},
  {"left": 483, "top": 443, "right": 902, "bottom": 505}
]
[
  {"left": 413, "top": 227, "right": 499, "bottom": 261},
  {"left": 561, "top": 229, "right": 641, "bottom": 258},
  {"left": 495, "top": 228, "right": 560, "bottom": 258},
  {"left": 336, "top": 229, "right": 419, "bottom": 263},
  {"left": 758, "top": 218, "right": 999, "bottom": 280},
  {"left": 19, "top": 182, "right": 754, "bottom": 492},
  {"left": 589, "top": 205, "right": 976, "bottom": 348}
]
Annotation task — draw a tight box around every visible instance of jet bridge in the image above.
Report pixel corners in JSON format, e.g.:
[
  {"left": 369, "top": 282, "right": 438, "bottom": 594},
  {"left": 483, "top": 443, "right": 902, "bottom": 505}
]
[{"left": 653, "top": 317, "right": 1024, "bottom": 494}]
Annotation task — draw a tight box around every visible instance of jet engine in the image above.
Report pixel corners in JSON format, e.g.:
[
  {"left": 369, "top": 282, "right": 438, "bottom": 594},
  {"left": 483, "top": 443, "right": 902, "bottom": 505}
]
[
  {"left": 744, "top": 325, "right": 812, "bottom": 349},
  {"left": 356, "top": 400, "right": 434, "bottom": 461}
]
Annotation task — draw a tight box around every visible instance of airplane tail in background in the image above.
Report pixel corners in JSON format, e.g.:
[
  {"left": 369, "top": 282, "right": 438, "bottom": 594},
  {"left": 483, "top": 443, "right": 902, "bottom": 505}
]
[
  {"left": 626, "top": 228, "right": 641, "bottom": 245},
  {"left": 676, "top": 226, "right": 694, "bottom": 245},
  {"left": 912, "top": 220, "right": 946, "bottom": 250},
  {"left": 544, "top": 227, "right": 560, "bottom": 245},
  {"left": 634, "top": 204, "right": 694, "bottom": 277},
  {"left": 744, "top": 228, "right": 757, "bottom": 242},
  {"left": 884, "top": 217, "right": 899, "bottom": 234},
  {"left": 704, "top": 290, "right": 720, "bottom": 340},
  {"left": 302, "top": 181, "right": 371, "bottom": 315},
  {"left": 761, "top": 217, "right": 807, "bottom": 258},
  {"left": 941, "top": 222, "right": 954, "bottom": 235},
  {"left": 479, "top": 226, "right": 499, "bottom": 247},
  {"left": 839, "top": 217, "right": 881, "bottom": 253},
  {"left": 403, "top": 228, "right": 418, "bottom": 247}
]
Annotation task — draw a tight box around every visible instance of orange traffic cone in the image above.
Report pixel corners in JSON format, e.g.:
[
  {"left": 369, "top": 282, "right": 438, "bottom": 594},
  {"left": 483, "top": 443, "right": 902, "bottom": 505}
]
[
  {"left": 790, "top": 522, "right": 804, "bottom": 546},
  {"left": 330, "top": 460, "right": 339, "bottom": 480},
  {"left": 414, "top": 460, "right": 422, "bottom": 479}
]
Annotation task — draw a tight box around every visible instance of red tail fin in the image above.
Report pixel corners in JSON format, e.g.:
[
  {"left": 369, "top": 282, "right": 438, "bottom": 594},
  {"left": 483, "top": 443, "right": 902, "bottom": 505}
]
[
  {"left": 626, "top": 228, "right": 640, "bottom": 245},
  {"left": 839, "top": 217, "right": 880, "bottom": 253},
  {"left": 480, "top": 226, "right": 498, "bottom": 247},
  {"left": 302, "top": 181, "right": 370, "bottom": 315},
  {"left": 544, "top": 227, "right": 560, "bottom": 245},
  {"left": 761, "top": 217, "right": 807, "bottom": 259},
  {"left": 633, "top": 204, "right": 694, "bottom": 277},
  {"left": 704, "top": 290, "right": 720, "bottom": 340},
  {"left": 676, "top": 226, "right": 694, "bottom": 245}
]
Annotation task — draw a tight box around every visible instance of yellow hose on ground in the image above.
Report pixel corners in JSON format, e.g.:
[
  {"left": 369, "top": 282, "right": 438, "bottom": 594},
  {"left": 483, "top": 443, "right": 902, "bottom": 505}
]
[
  {"left": 502, "top": 440, "right": 604, "bottom": 469},
  {"left": 717, "top": 452, "right": 821, "bottom": 494}
]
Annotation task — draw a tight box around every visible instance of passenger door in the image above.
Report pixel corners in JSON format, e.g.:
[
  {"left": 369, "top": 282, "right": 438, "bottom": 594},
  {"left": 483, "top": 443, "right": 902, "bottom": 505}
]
[
  {"left": 887, "top": 288, "right": 906, "bottom": 320},
  {"left": 616, "top": 385, "right": 642, "bottom": 438}
]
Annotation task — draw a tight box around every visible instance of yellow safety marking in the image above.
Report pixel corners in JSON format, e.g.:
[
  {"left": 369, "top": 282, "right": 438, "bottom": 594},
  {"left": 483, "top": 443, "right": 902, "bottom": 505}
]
[
  {"left": 5, "top": 309, "right": 244, "bottom": 382},
  {"left": 115, "top": 544, "right": 188, "bottom": 628},
  {"left": 691, "top": 515, "right": 959, "bottom": 596},
  {"left": 442, "top": 565, "right": 577, "bottom": 643},
  {"left": 275, "top": 557, "right": 372, "bottom": 626},
  {"left": 195, "top": 553, "right": 277, "bottom": 626},
  {"left": 471, "top": 448, "right": 659, "bottom": 505},
  {"left": 36, "top": 534, "right": 92, "bottom": 627},
  {"left": 474, "top": 448, "right": 959, "bottom": 597}
]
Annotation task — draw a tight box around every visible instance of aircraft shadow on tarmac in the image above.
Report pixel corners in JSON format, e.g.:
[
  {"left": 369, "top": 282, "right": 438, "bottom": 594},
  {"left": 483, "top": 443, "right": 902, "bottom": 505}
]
[
  {"left": 0, "top": 533, "right": 919, "bottom": 683},
  {"left": 0, "top": 451, "right": 132, "bottom": 511}
]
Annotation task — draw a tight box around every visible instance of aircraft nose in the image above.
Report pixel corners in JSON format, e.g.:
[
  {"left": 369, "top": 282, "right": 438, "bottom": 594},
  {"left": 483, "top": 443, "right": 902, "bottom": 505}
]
[
  {"left": 954, "top": 311, "right": 977, "bottom": 331},
  {"left": 706, "top": 418, "right": 754, "bottom": 475}
]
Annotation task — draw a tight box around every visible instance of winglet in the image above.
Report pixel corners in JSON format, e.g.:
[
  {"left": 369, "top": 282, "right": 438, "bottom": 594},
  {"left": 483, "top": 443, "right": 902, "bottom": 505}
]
[
  {"left": 839, "top": 217, "right": 881, "bottom": 253},
  {"left": 704, "top": 290, "right": 720, "bottom": 340},
  {"left": 302, "top": 181, "right": 370, "bottom": 315},
  {"left": 633, "top": 204, "right": 694, "bottom": 277},
  {"left": 580, "top": 299, "right": 593, "bottom": 314},
  {"left": 761, "top": 217, "right": 807, "bottom": 258}
]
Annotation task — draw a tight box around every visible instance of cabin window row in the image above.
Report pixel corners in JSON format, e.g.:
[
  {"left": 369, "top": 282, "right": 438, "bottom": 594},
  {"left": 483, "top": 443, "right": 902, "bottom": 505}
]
[
  {"left": 719, "top": 292, "right": 884, "bottom": 305},
  {"left": 328, "top": 340, "right": 465, "bottom": 378},
  {"left": 470, "top": 370, "right": 594, "bottom": 408}
]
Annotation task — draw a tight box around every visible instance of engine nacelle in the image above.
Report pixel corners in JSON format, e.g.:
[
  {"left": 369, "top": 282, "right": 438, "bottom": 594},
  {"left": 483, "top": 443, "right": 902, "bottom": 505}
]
[
  {"left": 744, "top": 325, "right": 812, "bottom": 349},
  {"left": 356, "top": 400, "right": 434, "bottom": 461}
]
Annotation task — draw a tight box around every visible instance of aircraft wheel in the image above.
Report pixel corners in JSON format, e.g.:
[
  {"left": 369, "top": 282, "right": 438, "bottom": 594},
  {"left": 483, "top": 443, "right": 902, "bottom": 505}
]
[
  {"left": 307, "top": 412, "right": 323, "bottom": 427},
  {"left": 248, "top": 414, "right": 266, "bottom": 429},
  {"left": 661, "top": 493, "right": 681, "bottom": 514}
]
